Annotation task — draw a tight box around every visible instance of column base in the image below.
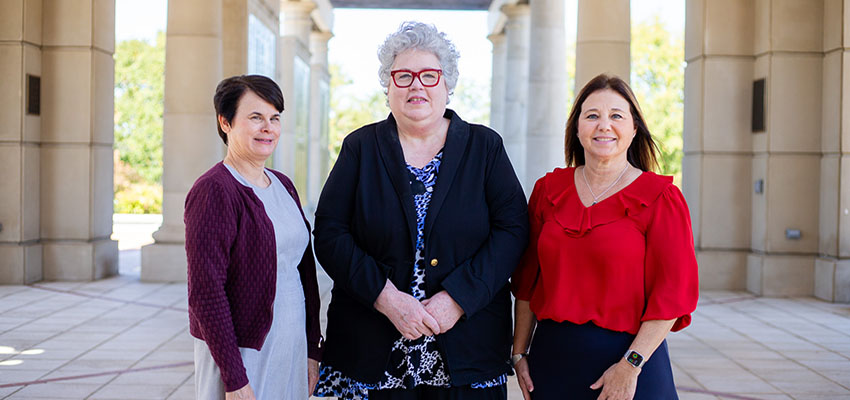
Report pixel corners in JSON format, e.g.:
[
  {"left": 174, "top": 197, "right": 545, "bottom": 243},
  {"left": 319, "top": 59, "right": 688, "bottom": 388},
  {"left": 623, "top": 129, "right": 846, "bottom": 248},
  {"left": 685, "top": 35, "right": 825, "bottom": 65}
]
[
  {"left": 0, "top": 243, "right": 43, "bottom": 284},
  {"left": 815, "top": 258, "right": 850, "bottom": 303},
  {"left": 695, "top": 249, "right": 748, "bottom": 290},
  {"left": 747, "top": 253, "right": 814, "bottom": 296},
  {"left": 42, "top": 239, "right": 118, "bottom": 281},
  {"left": 140, "top": 242, "right": 187, "bottom": 282}
]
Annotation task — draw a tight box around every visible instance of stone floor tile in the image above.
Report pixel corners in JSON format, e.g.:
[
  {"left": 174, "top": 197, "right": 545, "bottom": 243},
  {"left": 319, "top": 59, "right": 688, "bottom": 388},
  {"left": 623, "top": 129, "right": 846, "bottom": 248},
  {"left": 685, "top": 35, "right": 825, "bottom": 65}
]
[
  {"left": 0, "top": 357, "right": 66, "bottom": 371},
  {"left": 9, "top": 348, "right": 88, "bottom": 361},
  {"left": 165, "top": 381, "right": 194, "bottom": 400},
  {"left": 89, "top": 383, "right": 177, "bottom": 399},
  {"left": 140, "top": 350, "right": 193, "bottom": 362},
  {"left": 107, "top": 370, "right": 193, "bottom": 386},
  {"left": 717, "top": 348, "right": 786, "bottom": 360},
  {"left": 37, "top": 369, "right": 117, "bottom": 384},
  {"left": 0, "top": 369, "right": 48, "bottom": 384},
  {"left": 6, "top": 382, "right": 103, "bottom": 399},
  {"left": 676, "top": 392, "right": 719, "bottom": 400},
  {"left": 692, "top": 371, "right": 780, "bottom": 394},
  {"left": 53, "top": 358, "right": 138, "bottom": 374},
  {"left": 76, "top": 349, "right": 149, "bottom": 362}
]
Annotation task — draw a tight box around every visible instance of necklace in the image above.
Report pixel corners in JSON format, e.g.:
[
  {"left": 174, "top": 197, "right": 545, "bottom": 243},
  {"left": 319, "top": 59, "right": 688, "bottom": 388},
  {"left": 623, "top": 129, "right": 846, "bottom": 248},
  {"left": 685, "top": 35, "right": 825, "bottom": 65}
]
[{"left": 582, "top": 163, "right": 630, "bottom": 205}]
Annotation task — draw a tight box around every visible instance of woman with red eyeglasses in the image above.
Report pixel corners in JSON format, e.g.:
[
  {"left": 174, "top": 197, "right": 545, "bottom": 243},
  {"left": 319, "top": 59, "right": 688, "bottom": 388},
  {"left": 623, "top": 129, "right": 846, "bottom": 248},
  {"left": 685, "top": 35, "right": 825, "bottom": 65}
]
[{"left": 312, "top": 21, "right": 528, "bottom": 400}]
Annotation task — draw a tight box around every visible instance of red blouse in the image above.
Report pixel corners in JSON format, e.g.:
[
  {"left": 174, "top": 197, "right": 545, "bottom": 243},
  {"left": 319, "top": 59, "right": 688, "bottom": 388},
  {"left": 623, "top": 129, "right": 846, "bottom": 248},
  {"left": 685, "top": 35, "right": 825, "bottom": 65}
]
[{"left": 512, "top": 167, "right": 699, "bottom": 334}]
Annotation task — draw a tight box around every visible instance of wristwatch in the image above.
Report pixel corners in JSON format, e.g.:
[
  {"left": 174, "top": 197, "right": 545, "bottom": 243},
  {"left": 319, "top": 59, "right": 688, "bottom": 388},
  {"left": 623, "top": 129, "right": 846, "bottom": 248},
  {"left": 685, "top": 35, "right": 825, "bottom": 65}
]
[
  {"left": 623, "top": 350, "right": 645, "bottom": 368},
  {"left": 511, "top": 353, "right": 528, "bottom": 367}
]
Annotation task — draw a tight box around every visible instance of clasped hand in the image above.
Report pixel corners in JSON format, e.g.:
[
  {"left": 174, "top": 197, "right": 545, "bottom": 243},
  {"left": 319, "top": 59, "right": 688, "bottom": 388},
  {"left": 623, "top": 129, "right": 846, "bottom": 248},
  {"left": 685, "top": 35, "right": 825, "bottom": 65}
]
[{"left": 374, "top": 281, "right": 464, "bottom": 340}]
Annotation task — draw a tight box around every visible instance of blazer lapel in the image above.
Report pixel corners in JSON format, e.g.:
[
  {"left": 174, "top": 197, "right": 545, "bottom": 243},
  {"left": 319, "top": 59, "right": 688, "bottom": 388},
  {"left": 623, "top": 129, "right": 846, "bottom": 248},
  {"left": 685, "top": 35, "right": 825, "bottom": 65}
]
[
  {"left": 375, "top": 115, "right": 419, "bottom": 249},
  {"left": 424, "top": 109, "right": 468, "bottom": 240}
]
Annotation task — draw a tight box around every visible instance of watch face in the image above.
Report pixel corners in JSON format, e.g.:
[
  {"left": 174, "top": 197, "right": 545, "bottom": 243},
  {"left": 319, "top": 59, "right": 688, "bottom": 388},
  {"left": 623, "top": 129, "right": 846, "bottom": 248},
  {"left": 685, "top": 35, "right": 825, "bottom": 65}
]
[{"left": 626, "top": 351, "right": 644, "bottom": 367}]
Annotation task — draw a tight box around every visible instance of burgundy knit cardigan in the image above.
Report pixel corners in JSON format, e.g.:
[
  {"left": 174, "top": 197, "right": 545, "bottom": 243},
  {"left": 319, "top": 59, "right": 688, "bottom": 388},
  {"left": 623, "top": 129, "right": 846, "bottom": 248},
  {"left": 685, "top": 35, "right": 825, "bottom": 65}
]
[{"left": 185, "top": 162, "right": 322, "bottom": 392}]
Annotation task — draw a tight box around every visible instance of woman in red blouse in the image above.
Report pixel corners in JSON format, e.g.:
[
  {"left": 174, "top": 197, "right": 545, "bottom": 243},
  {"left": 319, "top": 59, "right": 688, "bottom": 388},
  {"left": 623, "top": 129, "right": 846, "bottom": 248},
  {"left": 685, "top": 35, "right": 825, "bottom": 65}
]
[{"left": 511, "top": 74, "right": 699, "bottom": 400}]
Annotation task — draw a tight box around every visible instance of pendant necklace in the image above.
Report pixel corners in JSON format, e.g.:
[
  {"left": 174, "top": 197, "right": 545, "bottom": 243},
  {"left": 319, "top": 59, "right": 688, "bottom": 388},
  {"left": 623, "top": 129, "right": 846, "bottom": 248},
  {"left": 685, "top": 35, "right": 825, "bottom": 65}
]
[{"left": 582, "top": 163, "right": 630, "bottom": 205}]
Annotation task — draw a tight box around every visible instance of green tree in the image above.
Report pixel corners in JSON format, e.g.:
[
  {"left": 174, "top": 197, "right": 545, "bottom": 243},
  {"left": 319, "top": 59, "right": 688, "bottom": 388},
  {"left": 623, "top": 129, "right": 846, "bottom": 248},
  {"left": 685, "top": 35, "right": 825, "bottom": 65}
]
[
  {"left": 113, "top": 31, "right": 165, "bottom": 213},
  {"left": 631, "top": 18, "right": 684, "bottom": 182},
  {"left": 450, "top": 77, "right": 490, "bottom": 125},
  {"left": 328, "top": 64, "right": 388, "bottom": 163}
]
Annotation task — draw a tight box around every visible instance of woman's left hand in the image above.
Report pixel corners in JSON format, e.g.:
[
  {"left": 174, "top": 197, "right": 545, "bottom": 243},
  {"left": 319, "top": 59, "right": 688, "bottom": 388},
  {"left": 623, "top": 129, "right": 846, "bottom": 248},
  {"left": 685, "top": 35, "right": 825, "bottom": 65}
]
[
  {"left": 589, "top": 359, "right": 640, "bottom": 400},
  {"left": 307, "top": 358, "right": 319, "bottom": 396},
  {"left": 421, "top": 291, "right": 464, "bottom": 334}
]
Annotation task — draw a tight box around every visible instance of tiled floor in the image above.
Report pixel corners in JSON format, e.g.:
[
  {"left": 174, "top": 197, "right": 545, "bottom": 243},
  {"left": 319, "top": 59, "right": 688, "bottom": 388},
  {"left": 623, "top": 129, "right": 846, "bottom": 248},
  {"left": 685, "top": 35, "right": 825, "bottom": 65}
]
[{"left": 1, "top": 247, "right": 849, "bottom": 399}]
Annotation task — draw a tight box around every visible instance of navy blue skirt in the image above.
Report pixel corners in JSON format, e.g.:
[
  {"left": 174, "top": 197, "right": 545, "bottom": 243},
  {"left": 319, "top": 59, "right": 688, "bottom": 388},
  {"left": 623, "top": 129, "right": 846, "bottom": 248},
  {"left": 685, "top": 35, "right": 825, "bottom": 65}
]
[{"left": 527, "top": 320, "right": 678, "bottom": 399}]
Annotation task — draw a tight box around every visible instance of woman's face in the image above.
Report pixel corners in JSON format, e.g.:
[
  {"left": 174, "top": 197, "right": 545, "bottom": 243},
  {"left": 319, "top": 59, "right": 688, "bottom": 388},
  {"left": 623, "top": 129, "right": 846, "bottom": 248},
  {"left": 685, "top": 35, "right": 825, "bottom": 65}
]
[
  {"left": 577, "top": 89, "right": 636, "bottom": 164},
  {"left": 387, "top": 49, "right": 448, "bottom": 127},
  {"left": 219, "top": 90, "right": 281, "bottom": 163}
]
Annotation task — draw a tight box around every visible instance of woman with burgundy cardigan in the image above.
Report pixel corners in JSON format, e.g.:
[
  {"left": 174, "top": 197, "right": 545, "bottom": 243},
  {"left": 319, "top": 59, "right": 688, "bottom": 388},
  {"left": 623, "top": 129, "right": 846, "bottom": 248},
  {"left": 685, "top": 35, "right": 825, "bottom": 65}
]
[{"left": 185, "top": 75, "right": 322, "bottom": 399}]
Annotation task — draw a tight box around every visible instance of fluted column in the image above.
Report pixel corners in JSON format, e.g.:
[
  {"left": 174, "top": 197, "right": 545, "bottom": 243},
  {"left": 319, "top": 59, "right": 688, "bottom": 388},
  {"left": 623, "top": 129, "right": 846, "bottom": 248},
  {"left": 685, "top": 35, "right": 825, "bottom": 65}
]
[
  {"left": 525, "top": 0, "right": 567, "bottom": 189},
  {"left": 501, "top": 3, "right": 530, "bottom": 191},
  {"left": 488, "top": 33, "right": 507, "bottom": 134},
  {"left": 141, "top": 0, "right": 223, "bottom": 281},
  {"left": 575, "top": 0, "right": 630, "bottom": 89},
  {"left": 307, "top": 30, "right": 332, "bottom": 213}
]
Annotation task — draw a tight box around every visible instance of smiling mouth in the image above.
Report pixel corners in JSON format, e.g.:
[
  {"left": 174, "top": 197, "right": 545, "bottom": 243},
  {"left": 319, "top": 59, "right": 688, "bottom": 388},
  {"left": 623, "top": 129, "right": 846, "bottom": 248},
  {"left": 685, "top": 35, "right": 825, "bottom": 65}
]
[
  {"left": 255, "top": 138, "right": 274, "bottom": 144},
  {"left": 408, "top": 97, "right": 427, "bottom": 103},
  {"left": 593, "top": 137, "right": 616, "bottom": 142}
]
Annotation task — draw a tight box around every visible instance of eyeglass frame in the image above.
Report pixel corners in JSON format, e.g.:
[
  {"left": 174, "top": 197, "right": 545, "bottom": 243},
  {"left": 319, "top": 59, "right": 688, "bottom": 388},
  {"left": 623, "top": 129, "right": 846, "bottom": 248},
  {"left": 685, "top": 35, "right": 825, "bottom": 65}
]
[{"left": 389, "top": 69, "right": 443, "bottom": 88}]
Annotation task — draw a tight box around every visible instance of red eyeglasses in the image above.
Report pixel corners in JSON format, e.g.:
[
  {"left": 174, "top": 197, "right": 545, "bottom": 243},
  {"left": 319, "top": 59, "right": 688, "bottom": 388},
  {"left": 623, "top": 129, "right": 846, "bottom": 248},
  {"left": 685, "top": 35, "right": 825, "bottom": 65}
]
[{"left": 390, "top": 69, "right": 443, "bottom": 88}]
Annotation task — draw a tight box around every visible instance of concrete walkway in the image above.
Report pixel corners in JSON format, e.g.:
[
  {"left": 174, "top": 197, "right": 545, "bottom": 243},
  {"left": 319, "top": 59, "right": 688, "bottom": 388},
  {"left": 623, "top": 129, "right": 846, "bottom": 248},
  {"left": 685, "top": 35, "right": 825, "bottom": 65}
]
[{"left": 0, "top": 219, "right": 848, "bottom": 399}]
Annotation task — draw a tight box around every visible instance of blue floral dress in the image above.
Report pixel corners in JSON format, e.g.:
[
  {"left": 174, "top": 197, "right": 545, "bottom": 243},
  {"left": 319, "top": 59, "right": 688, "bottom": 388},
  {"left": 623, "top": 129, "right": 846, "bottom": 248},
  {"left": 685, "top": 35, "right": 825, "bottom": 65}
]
[{"left": 314, "top": 151, "right": 507, "bottom": 400}]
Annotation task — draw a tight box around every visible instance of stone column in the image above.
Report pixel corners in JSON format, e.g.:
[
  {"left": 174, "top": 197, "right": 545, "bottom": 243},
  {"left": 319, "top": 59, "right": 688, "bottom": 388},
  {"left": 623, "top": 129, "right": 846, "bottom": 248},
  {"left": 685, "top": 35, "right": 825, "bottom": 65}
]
[
  {"left": 277, "top": 0, "right": 314, "bottom": 199},
  {"left": 501, "top": 3, "right": 530, "bottom": 192},
  {"left": 307, "top": 31, "right": 332, "bottom": 214},
  {"left": 816, "top": 0, "right": 850, "bottom": 302},
  {"left": 747, "top": 0, "right": 823, "bottom": 297},
  {"left": 222, "top": 0, "right": 280, "bottom": 78},
  {"left": 488, "top": 33, "right": 507, "bottom": 134},
  {"left": 141, "top": 0, "right": 224, "bottom": 281},
  {"left": 0, "top": 0, "right": 43, "bottom": 283},
  {"left": 525, "top": 0, "right": 567, "bottom": 189},
  {"left": 575, "top": 0, "right": 630, "bottom": 90},
  {"left": 683, "top": 0, "right": 755, "bottom": 290},
  {"left": 37, "top": 0, "right": 118, "bottom": 280}
]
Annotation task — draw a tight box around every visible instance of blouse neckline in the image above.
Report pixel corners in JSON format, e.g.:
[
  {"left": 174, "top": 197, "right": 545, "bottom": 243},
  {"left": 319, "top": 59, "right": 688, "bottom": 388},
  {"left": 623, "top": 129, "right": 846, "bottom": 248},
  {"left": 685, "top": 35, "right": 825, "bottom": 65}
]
[{"left": 545, "top": 167, "right": 672, "bottom": 237}]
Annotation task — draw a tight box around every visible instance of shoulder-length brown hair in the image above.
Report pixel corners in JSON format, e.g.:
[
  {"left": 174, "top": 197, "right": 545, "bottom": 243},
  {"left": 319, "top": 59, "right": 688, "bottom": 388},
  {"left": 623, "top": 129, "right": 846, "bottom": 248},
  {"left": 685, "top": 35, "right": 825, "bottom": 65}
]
[{"left": 564, "top": 74, "right": 659, "bottom": 172}]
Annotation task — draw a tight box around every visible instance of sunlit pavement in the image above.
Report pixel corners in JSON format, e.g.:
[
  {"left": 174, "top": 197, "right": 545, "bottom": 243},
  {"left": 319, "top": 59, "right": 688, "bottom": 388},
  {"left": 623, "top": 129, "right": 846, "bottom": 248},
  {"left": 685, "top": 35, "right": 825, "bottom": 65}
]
[{"left": 1, "top": 220, "right": 848, "bottom": 399}]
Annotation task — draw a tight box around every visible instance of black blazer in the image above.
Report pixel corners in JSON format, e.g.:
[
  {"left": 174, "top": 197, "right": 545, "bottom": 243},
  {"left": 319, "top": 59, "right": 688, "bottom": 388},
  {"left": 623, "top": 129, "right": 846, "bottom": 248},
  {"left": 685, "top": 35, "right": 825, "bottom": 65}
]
[{"left": 313, "top": 109, "right": 529, "bottom": 385}]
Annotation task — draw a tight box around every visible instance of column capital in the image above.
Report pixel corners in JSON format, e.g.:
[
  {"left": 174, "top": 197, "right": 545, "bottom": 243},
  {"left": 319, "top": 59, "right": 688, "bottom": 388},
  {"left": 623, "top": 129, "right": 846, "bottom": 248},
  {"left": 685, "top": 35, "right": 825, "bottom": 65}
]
[
  {"left": 487, "top": 33, "right": 506, "bottom": 46},
  {"left": 309, "top": 30, "right": 334, "bottom": 46},
  {"left": 280, "top": 0, "right": 315, "bottom": 42},
  {"left": 280, "top": 0, "right": 316, "bottom": 16},
  {"left": 501, "top": 3, "right": 530, "bottom": 18}
]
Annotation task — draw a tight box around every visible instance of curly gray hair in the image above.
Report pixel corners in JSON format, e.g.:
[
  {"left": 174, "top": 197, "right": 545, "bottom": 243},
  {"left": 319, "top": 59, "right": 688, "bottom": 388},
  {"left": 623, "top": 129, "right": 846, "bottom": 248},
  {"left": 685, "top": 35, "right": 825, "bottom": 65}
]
[{"left": 378, "top": 21, "right": 460, "bottom": 97}]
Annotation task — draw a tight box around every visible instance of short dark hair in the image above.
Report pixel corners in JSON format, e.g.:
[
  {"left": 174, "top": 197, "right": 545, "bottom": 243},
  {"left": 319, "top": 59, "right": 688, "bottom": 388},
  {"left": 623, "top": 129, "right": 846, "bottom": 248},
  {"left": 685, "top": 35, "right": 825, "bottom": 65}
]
[
  {"left": 213, "top": 75, "right": 284, "bottom": 145},
  {"left": 564, "top": 74, "right": 659, "bottom": 172}
]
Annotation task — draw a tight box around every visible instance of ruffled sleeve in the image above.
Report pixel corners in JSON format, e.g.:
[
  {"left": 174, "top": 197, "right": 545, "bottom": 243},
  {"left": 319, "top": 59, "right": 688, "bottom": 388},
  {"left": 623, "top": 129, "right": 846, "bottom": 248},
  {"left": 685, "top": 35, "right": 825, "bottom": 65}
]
[
  {"left": 511, "top": 176, "right": 545, "bottom": 301},
  {"left": 641, "top": 184, "right": 699, "bottom": 332}
]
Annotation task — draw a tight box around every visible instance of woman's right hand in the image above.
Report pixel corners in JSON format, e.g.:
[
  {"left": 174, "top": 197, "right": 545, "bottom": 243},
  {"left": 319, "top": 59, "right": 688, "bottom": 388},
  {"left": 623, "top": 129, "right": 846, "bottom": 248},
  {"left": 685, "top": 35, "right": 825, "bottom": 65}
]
[
  {"left": 225, "top": 383, "right": 255, "bottom": 400},
  {"left": 374, "top": 280, "right": 440, "bottom": 339},
  {"left": 515, "top": 356, "right": 534, "bottom": 400}
]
